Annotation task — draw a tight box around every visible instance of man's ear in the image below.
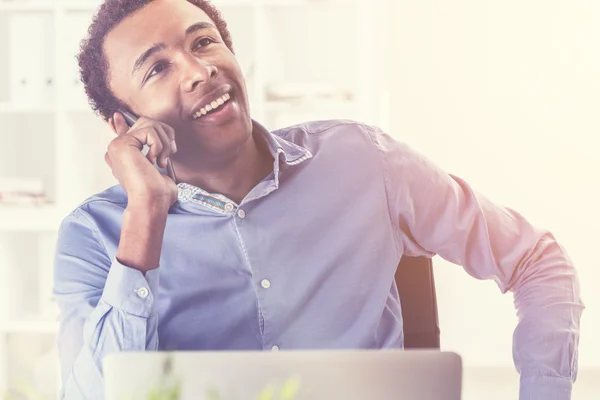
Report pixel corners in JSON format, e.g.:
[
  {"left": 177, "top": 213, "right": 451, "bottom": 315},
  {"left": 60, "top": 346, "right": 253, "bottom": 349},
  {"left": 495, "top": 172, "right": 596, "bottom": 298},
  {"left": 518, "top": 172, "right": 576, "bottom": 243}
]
[{"left": 108, "top": 115, "right": 117, "bottom": 135}]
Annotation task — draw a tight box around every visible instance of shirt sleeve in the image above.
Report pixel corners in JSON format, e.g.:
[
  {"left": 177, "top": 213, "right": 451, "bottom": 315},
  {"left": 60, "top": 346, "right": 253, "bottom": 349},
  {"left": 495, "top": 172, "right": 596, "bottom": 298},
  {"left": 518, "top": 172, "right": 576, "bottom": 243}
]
[
  {"left": 53, "top": 208, "right": 160, "bottom": 400},
  {"left": 367, "top": 126, "right": 584, "bottom": 400}
]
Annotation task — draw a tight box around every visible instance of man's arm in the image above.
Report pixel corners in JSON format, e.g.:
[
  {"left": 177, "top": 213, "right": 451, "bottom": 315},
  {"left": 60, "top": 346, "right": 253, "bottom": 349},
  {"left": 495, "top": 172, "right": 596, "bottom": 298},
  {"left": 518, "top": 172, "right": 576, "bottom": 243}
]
[
  {"left": 53, "top": 204, "right": 167, "bottom": 399},
  {"left": 367, "top": 126, "right": 584, "bottom": 399}
]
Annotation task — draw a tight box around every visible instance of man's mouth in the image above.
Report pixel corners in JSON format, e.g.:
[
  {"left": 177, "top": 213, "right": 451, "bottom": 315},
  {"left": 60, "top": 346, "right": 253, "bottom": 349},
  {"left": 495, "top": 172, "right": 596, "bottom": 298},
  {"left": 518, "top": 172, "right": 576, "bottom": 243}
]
[{"left": 191, "top": 91, "right": 232, "bottom": 120}]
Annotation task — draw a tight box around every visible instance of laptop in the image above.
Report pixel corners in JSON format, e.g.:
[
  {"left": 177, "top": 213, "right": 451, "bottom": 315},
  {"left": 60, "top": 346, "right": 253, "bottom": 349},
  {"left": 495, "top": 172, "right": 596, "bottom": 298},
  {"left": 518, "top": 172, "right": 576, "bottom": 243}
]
[{"left": 104, "top": 349, "right": 462, "bottom": 400}]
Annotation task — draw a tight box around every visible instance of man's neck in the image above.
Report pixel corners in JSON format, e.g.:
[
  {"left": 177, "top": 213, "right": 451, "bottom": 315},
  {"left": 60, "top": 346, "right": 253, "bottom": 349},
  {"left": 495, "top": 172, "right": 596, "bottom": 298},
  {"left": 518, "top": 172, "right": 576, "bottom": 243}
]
[{"left": 173, "top": 128, "right": 274, "bottom": 204}]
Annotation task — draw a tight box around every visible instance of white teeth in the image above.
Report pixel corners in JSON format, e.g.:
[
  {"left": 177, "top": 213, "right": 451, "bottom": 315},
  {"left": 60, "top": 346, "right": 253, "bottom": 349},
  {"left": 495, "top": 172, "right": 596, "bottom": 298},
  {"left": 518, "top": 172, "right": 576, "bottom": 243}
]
[{"left": 193, "top": 92, "right": 232, "bottom": 119}]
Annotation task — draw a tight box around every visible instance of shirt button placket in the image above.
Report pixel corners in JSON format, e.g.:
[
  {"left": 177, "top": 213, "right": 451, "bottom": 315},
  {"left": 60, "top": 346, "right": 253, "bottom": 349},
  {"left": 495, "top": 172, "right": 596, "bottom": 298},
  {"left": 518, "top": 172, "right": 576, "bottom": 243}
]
[{"left": 261, "top": 279, "right": 275, "bottom": 352}]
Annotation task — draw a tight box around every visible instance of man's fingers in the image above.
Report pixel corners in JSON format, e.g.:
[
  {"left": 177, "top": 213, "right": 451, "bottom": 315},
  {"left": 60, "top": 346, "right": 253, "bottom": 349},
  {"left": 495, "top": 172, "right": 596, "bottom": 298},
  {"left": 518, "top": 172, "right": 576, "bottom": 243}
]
[
  {"left": 160, "top": 122, "right": 177, "bottom": 152},
  {"left": 154, "top": 124, "right": 174, "bottom": 169},
  {"left": 113, "top": 112, "right": 130, "bottom": 136},
  {"left": 107, "top": 115, "right": 176, "bottom": 171},
  {"left": 140, "top": 129, "right": 164, "bottom": 166}
]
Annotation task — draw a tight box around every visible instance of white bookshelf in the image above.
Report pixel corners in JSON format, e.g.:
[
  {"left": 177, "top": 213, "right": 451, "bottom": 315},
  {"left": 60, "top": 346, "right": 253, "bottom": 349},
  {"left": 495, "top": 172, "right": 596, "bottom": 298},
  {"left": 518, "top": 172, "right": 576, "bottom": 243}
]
[
  {"left": 0, "top": 103, "right": 56, "bottom": 113},
  {"left": 0, "top": 0, "right": 386, "bottom": 398},
  {"left": 2, "top": 317, "right": 58, "bottom": 335},
  {"left": 0, "top": 205, "right": 61, "bottom": 232}
]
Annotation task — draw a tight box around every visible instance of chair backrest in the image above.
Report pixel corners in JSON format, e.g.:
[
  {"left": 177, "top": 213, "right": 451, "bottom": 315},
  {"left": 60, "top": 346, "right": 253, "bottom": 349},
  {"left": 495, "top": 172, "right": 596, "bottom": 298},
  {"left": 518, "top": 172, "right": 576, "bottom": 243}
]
[{"left": 395, "top": 256, "right": 440, "bottom": 349}]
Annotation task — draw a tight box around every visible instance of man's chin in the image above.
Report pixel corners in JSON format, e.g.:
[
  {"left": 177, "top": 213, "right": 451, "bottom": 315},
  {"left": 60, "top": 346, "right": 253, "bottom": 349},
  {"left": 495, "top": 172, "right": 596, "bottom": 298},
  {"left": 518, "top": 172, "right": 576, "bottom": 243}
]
[
  {"left": 189, "top": 115, "right": 252, "bottom": 148},
  {"left": 191, "top": 113, "right": 250, "bottom": 135}
]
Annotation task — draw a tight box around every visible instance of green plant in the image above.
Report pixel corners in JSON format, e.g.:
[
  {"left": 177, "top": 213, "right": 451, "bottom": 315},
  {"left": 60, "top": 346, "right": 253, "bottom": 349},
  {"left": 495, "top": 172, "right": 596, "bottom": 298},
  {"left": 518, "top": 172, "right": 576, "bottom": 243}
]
[
  {"left": 2, "top": 380, "right": 50, "bottom": 400},
  {"left": 254, "top": 376, "right": 301, "bottom": 400},
  {"left": 146, "top": 381, "right": 181, "bottom": 400},
  {"left": 131, "top": 353, "right": 303, "bottom": 400}
]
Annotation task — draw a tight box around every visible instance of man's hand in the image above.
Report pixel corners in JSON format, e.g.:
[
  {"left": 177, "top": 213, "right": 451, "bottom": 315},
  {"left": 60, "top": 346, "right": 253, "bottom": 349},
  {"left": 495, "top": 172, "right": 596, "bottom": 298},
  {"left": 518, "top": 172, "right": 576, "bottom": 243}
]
[
  {"left": 106, "top": 112, "right": 178, "bottom": 211},
  {"left": 107, "top": 112, "right": 179, "bottom": 272}
]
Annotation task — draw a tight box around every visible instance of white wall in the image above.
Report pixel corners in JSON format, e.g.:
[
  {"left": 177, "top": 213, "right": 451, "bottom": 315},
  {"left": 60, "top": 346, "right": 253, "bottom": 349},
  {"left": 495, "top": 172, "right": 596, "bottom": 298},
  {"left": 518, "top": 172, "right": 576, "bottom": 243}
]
[{"left": 386, "top": 0, "right": 599, "bottom": 368}]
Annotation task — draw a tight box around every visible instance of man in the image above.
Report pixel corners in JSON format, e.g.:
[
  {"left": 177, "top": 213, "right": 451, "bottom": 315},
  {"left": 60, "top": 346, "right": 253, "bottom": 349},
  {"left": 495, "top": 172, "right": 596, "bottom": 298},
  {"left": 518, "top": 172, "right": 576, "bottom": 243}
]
[{"left": 53, "top": 0, "right": 583, "bottom": 399}]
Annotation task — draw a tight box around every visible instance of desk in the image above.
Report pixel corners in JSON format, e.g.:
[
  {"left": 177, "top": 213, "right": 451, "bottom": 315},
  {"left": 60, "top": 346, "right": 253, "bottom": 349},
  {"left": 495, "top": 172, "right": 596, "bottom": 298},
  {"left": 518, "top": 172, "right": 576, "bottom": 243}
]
[{"left": 462, "top": 367, "right": 599, "bottom": 400}]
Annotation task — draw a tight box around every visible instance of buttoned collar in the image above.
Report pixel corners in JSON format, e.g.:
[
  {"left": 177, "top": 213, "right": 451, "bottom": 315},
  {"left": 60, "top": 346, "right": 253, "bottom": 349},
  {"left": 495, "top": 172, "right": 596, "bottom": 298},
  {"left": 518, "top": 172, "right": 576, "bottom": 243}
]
[{"left": 175, "top": 119, "right": 312, "bottom": 209}]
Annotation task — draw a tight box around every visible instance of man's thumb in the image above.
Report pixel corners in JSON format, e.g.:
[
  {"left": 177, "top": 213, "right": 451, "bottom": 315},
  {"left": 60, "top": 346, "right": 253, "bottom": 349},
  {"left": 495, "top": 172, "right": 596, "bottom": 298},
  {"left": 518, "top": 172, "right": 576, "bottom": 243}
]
[{"left": 112, "top": 112, "right": 130, "bottom": 136}]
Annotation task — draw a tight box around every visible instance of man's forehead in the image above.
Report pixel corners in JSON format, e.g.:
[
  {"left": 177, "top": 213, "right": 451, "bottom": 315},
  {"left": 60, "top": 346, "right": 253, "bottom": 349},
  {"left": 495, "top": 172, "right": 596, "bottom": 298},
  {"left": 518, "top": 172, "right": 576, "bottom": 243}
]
[{"left": 104, "top": 0, "right": 212, "bottom": 56}]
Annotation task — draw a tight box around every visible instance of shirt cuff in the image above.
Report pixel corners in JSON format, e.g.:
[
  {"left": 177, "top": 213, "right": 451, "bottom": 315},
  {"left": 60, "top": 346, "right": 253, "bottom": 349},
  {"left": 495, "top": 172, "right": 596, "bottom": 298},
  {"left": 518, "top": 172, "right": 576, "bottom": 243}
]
[
  {"left": 101, "top": 259, "right": 160, "bottom": 318},
  {"left": 520, "top": 376, "right": 573, "bottom": 400}
]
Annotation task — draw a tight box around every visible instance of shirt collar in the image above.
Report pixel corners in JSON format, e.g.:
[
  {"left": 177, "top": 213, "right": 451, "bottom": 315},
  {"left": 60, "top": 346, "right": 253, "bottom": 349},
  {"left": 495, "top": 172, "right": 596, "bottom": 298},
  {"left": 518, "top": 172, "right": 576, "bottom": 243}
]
[
  {"left": 252, "top": 119, "right": 313, "bottom": 167},
  {"left": 176, "top": 119, "right": 312, "bottom": 206}
]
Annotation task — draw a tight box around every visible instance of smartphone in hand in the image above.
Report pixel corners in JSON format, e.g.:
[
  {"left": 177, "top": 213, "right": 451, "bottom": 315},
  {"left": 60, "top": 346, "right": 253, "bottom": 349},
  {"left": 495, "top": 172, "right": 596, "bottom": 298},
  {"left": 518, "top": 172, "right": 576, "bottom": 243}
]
[{"left": 120, "top": 110, "right": 177, "bottom": 183}]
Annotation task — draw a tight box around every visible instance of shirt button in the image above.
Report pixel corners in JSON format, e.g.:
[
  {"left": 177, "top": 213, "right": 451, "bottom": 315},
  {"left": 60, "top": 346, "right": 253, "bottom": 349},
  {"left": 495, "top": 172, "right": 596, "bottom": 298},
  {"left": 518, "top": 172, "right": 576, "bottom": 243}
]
[
  {"left": 237, "top": 209, "right": 246, "bottom": 219},
  {"left": 178, "top": 188, "right": 192, "bottom": 202},
  {"left": 261, "top": 279, "right": 271, "bottom": 289},
  {"left": 271, "top": 345, "right": 280, "bottom": 351},
  {"left": 224, "top": 203, "right": 235, "bottom": 212},
  {"left": 136, "top": 287, "right": 149, "bottom": 299}
]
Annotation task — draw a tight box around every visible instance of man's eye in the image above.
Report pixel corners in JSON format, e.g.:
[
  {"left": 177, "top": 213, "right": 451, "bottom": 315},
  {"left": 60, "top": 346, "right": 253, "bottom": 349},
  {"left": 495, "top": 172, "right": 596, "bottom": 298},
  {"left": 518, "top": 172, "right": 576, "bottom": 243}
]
[
  {"left": 193, "top": 37, "right": 216, "bottom": 50},
  {"left": 147, "top": 62, "right": 169, "bottom": 81}
]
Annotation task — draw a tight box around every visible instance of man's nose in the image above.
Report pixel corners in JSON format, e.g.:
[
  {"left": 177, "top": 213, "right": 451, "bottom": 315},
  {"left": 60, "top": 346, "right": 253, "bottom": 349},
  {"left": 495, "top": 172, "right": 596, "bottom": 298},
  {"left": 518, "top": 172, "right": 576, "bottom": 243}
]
[{"left": 181, "top": 56, "right": 218, "bottom": 92}]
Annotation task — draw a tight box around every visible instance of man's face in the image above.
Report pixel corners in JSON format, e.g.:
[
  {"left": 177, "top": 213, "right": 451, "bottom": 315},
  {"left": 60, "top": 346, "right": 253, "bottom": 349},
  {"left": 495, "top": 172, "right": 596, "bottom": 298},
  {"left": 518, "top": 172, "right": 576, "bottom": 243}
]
[{"left": 104, "top": 0, "right": 252, "bottom": 156}]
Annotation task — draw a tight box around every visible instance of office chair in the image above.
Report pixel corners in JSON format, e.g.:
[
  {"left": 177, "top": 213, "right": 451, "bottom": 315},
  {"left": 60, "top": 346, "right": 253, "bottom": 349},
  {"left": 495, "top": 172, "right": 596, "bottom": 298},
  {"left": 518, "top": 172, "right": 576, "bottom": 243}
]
[{"left": 395, "top": 256, "right": 440, "bottom": 349}]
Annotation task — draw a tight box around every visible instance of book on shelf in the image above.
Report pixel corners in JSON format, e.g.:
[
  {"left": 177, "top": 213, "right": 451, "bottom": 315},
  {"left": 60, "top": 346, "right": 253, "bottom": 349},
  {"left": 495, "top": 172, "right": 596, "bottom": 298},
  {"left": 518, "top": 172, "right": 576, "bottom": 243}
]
[
  {"left": 7, "top": 10, "right": 55, "bottom": 107},
  {"left": 0, "top": 177, "right": 48, "bottom": 206}
]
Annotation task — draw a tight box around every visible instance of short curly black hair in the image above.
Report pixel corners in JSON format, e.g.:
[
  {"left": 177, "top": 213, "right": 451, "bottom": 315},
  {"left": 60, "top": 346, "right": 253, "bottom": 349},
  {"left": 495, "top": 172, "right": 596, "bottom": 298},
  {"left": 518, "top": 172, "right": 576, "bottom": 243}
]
[{"left": 77, "top": 0, "right": 234, "bottom": 121}]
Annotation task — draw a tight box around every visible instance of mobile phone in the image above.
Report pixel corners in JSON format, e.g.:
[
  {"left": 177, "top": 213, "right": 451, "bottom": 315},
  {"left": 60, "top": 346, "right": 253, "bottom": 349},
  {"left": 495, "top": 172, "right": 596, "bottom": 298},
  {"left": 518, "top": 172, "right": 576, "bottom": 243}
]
[{"left": 120, "top": 110, "right": 177, "bottom": 183}]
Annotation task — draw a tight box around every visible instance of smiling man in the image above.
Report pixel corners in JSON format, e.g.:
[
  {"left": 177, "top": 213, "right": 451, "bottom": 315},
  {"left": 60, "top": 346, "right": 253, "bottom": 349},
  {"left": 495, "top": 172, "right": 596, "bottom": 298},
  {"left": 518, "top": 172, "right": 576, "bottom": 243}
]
[{"left": 53, "top": 0, "right": 583, "bottom": 399}]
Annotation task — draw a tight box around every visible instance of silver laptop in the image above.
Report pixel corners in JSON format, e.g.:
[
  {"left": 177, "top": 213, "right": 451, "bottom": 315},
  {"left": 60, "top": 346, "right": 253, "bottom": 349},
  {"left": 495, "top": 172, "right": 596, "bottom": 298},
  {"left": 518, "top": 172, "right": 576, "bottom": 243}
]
[{"left": 104, "top": 350, "right": 462, "bottom": 400}]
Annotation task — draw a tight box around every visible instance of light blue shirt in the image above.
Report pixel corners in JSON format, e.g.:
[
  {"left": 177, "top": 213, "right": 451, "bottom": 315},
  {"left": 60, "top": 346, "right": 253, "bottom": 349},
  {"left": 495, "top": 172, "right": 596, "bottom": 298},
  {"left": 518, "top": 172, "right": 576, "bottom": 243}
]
[{"left": 53, "top": 119, "right": 583, "bottom": 399}]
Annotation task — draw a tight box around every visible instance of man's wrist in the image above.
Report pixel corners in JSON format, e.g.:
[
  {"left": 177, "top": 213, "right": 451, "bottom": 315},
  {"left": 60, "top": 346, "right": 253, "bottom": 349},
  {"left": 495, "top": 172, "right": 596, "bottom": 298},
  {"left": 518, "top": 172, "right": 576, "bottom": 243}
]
[
  {"left": 116, "top": 202, "right": 169, "bottom": 272},
  {"left": 127, "top": 195, "right": 172, "bottom": 216}
]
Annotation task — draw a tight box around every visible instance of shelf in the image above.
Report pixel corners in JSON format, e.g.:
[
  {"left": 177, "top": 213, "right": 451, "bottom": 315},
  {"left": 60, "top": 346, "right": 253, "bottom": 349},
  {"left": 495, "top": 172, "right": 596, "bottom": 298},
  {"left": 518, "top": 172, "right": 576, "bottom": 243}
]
[
  {"left": 0, "top": 204, "right": 61, "bottom": 232},
  {"left": 62, "top": 104, "right": 95, "bottom": 113},
  {"left": 259, "top": 0, "right": 356, "bottom": 6},
  {"left": 214, "top": 0, "right": 262, "bottom": 6},
  {"left": 58, "top": 0, "right": 103, "bottom": 11},
  {"left": 0, "top": 0, "right": 100, "bottom": 12},
  {"left": 1, "top": 316, "right": 58, "bottom": 334},
  {"left": 1, "top": 102, "right": 97, "bottom": 114},
  {"left": 0, "top": 101, "right": 357, "bottom": 114},
  {"left": 0, "top": 0, "right": 56, "bottom": 12},
  {"left": 265, "top": 99, "right": 358, "bottom": 112},
  {"left": 0, "top": 102, "right": 56, "bottom": 114},
  {"left": 0, "top": 0, "right": 354, "bottom": 12}
]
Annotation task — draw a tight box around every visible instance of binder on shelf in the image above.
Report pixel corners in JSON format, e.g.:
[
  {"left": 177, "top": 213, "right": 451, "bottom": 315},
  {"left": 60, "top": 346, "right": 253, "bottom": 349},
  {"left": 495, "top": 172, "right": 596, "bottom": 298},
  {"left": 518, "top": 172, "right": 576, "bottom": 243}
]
[
  {"left": 62, "top": 10, "right": 94, "bottom": 109},
  {"left": 7, "top": 11, "right": 55, "bottom": 107}
]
